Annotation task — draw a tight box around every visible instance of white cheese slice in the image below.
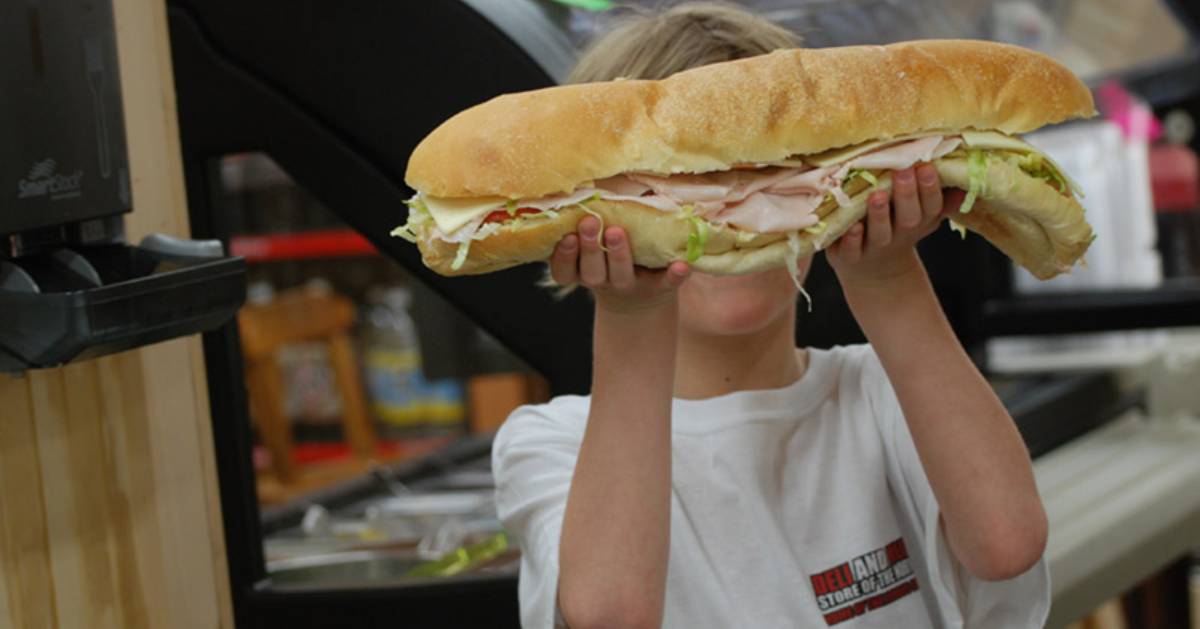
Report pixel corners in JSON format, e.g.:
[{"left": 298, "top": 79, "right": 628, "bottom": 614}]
[
  {"left": 804, "top": 132, "right": 943, "bottom": 167},
  {"left": 806, "top": 129, "right": 1045, "bottom": 169},
  {"left": 960, "top": 130, "right": 1037, "bottom": 152},
  {"left": 421, "top": 195, "right": 506, "bottom": 234}
]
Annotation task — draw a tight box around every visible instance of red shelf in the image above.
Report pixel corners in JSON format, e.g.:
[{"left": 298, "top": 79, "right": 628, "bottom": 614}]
[{"left": 230, "top": 229, "right": 378, "bottom": 262}]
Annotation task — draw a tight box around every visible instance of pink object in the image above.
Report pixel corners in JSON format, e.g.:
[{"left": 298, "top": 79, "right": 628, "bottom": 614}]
[
  {"left": 1149, "top": 144, "right": 1199, "bottom": 211},
  {"left": 1097, "top": 81, "right": 1163, "bottom": 142}
]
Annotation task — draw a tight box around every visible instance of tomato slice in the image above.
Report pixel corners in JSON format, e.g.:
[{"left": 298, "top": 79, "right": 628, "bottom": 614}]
[{"left": 483, "top": 207, "right": 539, "bottom": 223}]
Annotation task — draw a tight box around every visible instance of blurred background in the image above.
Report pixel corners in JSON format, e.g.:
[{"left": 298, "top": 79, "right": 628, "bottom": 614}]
[{"left": 175, "top": 1, "right": 1200, "bottom": 627}]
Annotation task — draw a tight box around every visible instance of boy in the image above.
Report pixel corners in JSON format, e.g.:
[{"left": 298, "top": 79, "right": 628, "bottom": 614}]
[{"left": 493, "top": 4, "right": 1049, "bottom": 628}]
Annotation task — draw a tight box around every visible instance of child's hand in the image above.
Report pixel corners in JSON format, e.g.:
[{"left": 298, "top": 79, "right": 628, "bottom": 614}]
[
  {"left": 827, "top": 164, "right": 965, "bottom": 289},
  {"left": 550, "top": 215, "right": 690, "bottom": 315}
]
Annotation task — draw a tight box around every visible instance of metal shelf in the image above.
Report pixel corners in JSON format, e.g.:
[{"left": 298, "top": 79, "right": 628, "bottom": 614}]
[
  {"left": 982, "top": 281, "right": 1200, "bottom": 337},
  {"left": 229, "top": 229, "right": 378, "bottom": 263}
]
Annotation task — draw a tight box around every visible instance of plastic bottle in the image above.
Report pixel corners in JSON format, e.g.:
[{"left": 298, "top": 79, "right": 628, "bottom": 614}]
[
  {"left": 274, "top": 280, "right": 342, "bottom": 433},
  {"left": 424, "top": 378, "right": 466, "bottom": 431},
  {"left": 361, "top": 286, "right": 425, "bottom": 436}
]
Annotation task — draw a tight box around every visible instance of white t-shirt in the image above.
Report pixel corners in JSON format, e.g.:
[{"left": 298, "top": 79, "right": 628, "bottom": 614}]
[{"left": 492, "top": 344, "right": 1049, "bottom": 628}]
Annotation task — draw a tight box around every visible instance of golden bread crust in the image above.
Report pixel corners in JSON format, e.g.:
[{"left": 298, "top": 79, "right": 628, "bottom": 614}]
[{"left": 407, "top": 40, "right": 1095, "bottom": 199}]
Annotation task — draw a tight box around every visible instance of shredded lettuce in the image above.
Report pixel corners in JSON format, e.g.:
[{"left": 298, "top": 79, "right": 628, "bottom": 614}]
[
  {"left": 1015, "top": 152, "right": 1044, "bottom": 173},
  {"left": 574, "top": 199, "right": 610, "bottom": 252},
  {"left": 681, "top": 205, "right": 714, "bottom": 263},
  {"left": 473, "top": 222, "right": 503, "bottom": 240},
  {"left": 734, "top": 230, "right": 756, "bottom": 244},
  {"left": 392, "top": 197, "right": 432, "bottom": 242},
  {"left": 506, "top": 199, "right": 518, "bottom": 215},
  {"left": 507, "top": 207, "right": 559, "bottom": 232},
  {"left": 803, "top": 220, "right": 827, "bottom": 235},
  {"left": 786, "top": 231, "right": 813, "bottom": 312},
  {"left": 540, "top": 207, "right": 560, "bottom": 220},
  {"left": 959, "top": 150, "right": 988, "bottom": 215},
  {"left": 845, "top": 169, "right": 878, "bottom": 187},
  {"left": 1008, "top": 152, "right": 1076, "bottom": 196},
  {"left": 391, "top": 225, "right": 419, "bottom": 243},
  {"left": 686, "top": 215, "right": 710, "bottom": 263},
  {"left": 451, "top": 241, "right": 471, "bottom": 271},
  {"left": 404, "top": 197, "right": 429, "bottom": 215},
  {"left": 948, "top": 220, "right": 967, "bottom": 240}
]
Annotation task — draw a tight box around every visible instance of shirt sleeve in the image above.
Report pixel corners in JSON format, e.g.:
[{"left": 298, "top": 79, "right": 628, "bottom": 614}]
[
  {"left": 857, "top": 346, "right": 1051, "bottom": 629},
  {"left": 492, "top": 401, "right": 583, "bottom": 629}
]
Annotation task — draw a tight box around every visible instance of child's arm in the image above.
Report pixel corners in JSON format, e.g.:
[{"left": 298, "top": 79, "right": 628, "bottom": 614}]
[
  {"left": 548, "top": 216, "right": 689, "bottom": 629},
  {"left": 827, "top": 165, "right": 1049, "bottom": 582}
]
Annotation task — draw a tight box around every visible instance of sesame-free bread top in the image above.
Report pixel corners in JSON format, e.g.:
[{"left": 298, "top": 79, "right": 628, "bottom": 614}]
[{"left": 405, "top": 39, "right": 1095, "bottom": 200}]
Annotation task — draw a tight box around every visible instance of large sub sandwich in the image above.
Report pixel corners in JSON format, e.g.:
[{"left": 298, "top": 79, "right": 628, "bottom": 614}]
[{"left": 396, "top": 39, "right": 1096, "bottom": 281}]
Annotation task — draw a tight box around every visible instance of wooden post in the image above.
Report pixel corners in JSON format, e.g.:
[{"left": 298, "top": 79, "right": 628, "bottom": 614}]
[{"left": 328, "top": 330, "right": 378, "bottom": 459}]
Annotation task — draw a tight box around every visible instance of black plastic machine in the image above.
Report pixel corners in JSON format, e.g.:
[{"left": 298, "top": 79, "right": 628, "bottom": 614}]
[{"left": 1, "top": 0, "right": 243, "bottom": 373}]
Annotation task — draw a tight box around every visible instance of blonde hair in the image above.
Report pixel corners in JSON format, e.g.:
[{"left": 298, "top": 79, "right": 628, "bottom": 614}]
[
  {"left": 543, "top": 2, "right": 800, "bottom": 296},
  {"left": 568, "top": 2, "right": 801, "bottom": 84}
]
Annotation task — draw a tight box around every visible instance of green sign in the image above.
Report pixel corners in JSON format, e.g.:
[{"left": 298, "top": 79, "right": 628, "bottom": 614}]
[{"left": 550, "top": 0, "right": 614, "bottom": 11}]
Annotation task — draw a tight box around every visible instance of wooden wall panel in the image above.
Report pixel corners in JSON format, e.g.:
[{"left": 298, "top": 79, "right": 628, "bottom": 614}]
[
  {"left": 0, "top": 376, "right": 56, "bottom": 629},
  {"left": 109, "top": 0, "right": 234, "bottom": 621}
]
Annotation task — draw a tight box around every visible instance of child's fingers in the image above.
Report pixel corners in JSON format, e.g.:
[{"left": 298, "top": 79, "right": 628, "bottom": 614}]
[
  {"left": 577, "top": 216, "right": 607, "bottom": 287},
  {"left": 834, "top": 222, "right": 864, "bottom": 263},
  {"left": 604, "top": 226, "right": 635, "bottom": 289},
  {"left": 891, "top": 168, "right": 922, "bottom": 230},
  {"left": 549, "top": 234, "right": 580, "bottom": 285},
  {"left": 865, "top": 191, "right": 892, "bottom": 249},
  {"left": 916, "top": 164, "right": 943, "bottom": 221},
  {"left": 660, "top": 261, "right": 691, "bottom": 289}
]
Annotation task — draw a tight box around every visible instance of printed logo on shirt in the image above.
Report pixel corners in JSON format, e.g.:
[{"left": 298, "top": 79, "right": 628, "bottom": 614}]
[{"left": 808, "top": 537, "right": 919, "bottom": 626}]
